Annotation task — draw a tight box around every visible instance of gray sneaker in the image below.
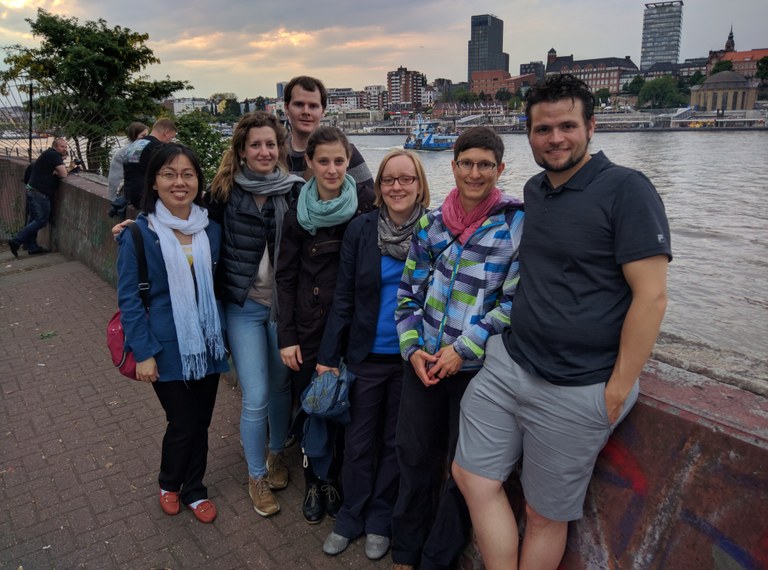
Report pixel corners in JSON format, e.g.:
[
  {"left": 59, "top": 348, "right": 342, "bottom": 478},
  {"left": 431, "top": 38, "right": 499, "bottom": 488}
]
[
  {"left": 322, "top": 531, "right": 350, "bottom": 555},
  {"left": 364, "top": 534, "right": 390, "bottom": 560}
]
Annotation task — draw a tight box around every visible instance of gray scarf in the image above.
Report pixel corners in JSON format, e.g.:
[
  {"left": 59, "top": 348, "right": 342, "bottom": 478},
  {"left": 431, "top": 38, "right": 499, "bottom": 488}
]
[
  {"left": 377, "top": 204, "right": 426, "bottom": 260},
  {"left": 234, "top": 167, "right": 304, "bottom": 318}
]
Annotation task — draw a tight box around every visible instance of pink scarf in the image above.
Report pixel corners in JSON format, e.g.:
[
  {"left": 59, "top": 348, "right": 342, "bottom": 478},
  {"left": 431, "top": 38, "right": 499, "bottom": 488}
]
[{"left": 441, "top": 186, "right": 502, "bottom": 244}]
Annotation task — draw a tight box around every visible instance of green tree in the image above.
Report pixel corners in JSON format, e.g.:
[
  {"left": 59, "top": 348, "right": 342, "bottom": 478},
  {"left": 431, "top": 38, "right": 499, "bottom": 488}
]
[
  {"left": 689, "top": 70, "right": 706, "bottom": 86},
  {"left": 756, "top": 56, "right": 768, "bottom": 83},
  {"left": 711, "top": 60, "right": 734, "bottom": 75},
  {"left": 453, "top": 87, "right": 478, "bottom": 104},
  {"left": 637, "top": 76, "right": 688, "bottom": 108},
  {"left": 624, "top": 75, "right": 645, "bottom": 95},
  {"left": 218, "top": 98, "right": 242, "bottom": 122},
  {"left": 174, "top": 111, "right": 226, "bottom": 184},
  {"left": 495, "top": 88, "right": 512, "bottom": 102},
  {"left": 0, "top": 9, "right": 189, "bottom": 173},
  {"left": 594, "top": 88, "right": 611, "bottom": 104},
  {"left": 254, "top": 96, "right": 266, "bottom": 111}
]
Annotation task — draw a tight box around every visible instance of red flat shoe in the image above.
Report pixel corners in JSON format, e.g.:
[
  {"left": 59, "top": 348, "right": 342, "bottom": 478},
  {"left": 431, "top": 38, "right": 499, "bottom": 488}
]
[
  {"left": 191, "top": 499, "right": 217, "bottom": 523},
  {"left": 159, "top": 490, "right": 181, "bottom": 516}
]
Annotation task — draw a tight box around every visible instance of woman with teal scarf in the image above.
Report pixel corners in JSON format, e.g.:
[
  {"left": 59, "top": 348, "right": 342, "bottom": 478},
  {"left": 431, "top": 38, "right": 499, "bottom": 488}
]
[{"left": 276, "top": 126, "right": 375, "bottom": 524}]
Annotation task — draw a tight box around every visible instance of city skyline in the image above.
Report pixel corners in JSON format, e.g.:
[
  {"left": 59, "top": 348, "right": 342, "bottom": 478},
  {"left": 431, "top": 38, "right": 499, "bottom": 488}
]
[{"left": 0, "top": 0, "right": 766, "bottom": 99}]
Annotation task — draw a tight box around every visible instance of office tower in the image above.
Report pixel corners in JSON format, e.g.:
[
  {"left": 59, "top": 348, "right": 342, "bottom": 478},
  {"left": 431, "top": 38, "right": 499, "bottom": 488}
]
[
  {"left": 640, "top": 1, "right": 684, "bottom": 70},
  {"left": 468, "top": 14, "right": 509, "bottom": 82}
]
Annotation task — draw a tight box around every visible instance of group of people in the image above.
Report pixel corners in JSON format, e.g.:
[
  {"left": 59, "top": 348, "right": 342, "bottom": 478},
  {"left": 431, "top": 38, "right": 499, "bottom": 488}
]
[{"left": 114, "top": 73, "right": 671, "bottom": 570}]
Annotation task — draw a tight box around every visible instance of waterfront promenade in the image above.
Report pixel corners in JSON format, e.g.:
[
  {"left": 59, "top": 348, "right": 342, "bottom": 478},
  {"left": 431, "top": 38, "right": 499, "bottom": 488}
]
[{"left": 0, "top": 248, "right": 386, "bottom": 569}]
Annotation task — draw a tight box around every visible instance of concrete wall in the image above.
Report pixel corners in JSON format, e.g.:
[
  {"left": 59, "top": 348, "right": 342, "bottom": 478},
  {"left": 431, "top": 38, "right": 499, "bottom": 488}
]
[
  {"left": 2, "top": 156, "right": 767, "bottom": 569},
  {"left": 1, "top": 156, "right": 123, "bottom": 287}
]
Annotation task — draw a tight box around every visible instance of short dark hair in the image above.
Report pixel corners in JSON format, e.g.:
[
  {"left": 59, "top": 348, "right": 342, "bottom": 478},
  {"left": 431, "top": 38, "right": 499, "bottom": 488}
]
[
  {"left": 524, "top": 74, "right": 595, "bottom": 133},
  {"left": 126, "top": 122, "right": 148, "bottom": 142},
  {"left": 140, "top": 143, "right": 205, "bottom": 214},
  {"left": 453, "top": 127, "right": 504, "bottom": 164},
  {"left": 284, "top": 75, "right": 328, "bottom": 110},
  {"left": 306, "top": 126, "right": 350, "bottom": 160}
]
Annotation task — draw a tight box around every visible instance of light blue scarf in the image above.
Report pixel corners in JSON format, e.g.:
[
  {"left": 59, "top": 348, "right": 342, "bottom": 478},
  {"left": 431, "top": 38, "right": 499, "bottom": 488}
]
[
  {"left": 149, "top": 201, "right": 225, "bottom": 380},
  {"left": 296, "top": 174, "right": 358, "bottom": 235}
]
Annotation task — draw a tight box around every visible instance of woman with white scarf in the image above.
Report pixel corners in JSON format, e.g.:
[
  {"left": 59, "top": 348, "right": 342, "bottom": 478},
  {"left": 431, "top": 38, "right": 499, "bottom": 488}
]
[
  {"left": 116, "top": 143, "right": 227, "bottom": 524},
  {"left": 205, "top": 112, "right": 305, "bottom": 518}
]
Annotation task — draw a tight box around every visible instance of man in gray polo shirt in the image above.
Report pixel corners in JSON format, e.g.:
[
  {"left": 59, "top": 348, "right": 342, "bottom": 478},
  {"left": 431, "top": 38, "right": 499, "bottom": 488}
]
[{"left": 452, "top": 74, "right": 672, "bottom": 570}]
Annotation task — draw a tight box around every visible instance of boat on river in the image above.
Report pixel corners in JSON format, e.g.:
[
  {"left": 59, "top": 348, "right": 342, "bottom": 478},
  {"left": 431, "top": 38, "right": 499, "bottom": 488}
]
[{"left": 403, "top": 118, "right": 458, "bottom": 151}]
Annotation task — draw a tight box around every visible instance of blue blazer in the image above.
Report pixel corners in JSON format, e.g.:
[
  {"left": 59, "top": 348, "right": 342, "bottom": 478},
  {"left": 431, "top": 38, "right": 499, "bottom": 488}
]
[
  {"left": 116, "top": 214, "right": 228, "bottom": 381},
  {"left": 317, "top": 209, "right": 387, "bottom": 367}
]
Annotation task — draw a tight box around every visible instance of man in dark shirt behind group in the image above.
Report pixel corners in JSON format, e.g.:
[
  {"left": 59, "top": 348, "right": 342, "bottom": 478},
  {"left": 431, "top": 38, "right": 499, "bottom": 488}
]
[{"left": 9, "top": 137, "right": 70, "bottom": 256}]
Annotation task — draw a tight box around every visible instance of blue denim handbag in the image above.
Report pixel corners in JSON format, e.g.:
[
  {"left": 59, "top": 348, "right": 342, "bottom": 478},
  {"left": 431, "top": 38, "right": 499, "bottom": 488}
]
[{"left": 300, "top": 363, "right": 355, "bottom": 424}]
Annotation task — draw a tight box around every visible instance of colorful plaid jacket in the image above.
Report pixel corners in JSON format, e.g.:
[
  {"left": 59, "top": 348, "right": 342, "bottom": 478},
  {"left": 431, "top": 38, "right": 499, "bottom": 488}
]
[{"left": 396, "top": 195, "right": 524, "bottom": 369}]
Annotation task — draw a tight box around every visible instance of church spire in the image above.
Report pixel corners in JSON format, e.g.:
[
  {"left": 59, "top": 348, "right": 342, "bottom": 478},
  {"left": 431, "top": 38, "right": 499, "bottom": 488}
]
[{"left": 725, "top": 25, "right": 735, "bottom": 52}]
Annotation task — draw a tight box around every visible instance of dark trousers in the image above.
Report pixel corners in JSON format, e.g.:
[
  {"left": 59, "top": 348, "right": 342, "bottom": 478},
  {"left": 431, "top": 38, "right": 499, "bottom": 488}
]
[
  {"left": 11, "top": 190, "right": 50, "bottom": 252},
  {"left": 152, "top": 374, "right": 220, "bottom": 505},
  {"left": 334, "top": 356, "right": 403, "bottom": 538},
  {"left": 391, "top": 363, "right": 474, "bottom": 568}
]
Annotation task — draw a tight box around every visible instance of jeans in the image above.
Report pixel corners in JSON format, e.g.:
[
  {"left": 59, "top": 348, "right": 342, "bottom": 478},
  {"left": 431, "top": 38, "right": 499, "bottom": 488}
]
[
  {"left": 225, "top": 299, "right": 291, "bottom": 479},
  {"left": 152, "top": 373, "right": 220, "bottom": 505},
  {"left": 12, "top": 190, "right": 50, "bottom": 252}
]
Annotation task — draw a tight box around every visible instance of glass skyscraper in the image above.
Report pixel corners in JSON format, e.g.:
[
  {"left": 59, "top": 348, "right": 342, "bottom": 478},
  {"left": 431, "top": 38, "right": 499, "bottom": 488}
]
[
  {"left": 640, "top": 1, "right": 684, "bottom": 70},
  {"left": 467, "top": 14, "right": 509, "bottom": 82}
]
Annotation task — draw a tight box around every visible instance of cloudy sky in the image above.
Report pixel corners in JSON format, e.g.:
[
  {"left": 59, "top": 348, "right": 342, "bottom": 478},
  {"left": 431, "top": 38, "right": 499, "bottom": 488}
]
[{"left": 1, "top": 0, "right": 766, "bottom": 100}]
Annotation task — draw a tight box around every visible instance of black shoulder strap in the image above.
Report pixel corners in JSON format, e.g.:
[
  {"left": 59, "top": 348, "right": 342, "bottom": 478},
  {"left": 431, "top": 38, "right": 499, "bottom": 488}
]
[{"left": 128, "top": 223, "right": 150, "bottom": 312}]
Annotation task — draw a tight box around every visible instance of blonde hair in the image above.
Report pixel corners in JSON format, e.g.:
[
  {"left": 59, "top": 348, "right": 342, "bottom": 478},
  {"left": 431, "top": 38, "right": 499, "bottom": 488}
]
[
  {"left": 210, "top": 112, "right": 288, "bottom": 201},
  {"left": 374, "top": 149, "right": 430, "bottom": 208}
]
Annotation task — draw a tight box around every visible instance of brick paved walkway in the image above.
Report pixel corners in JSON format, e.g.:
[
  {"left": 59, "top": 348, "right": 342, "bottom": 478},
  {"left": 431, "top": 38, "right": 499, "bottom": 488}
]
[{"left": 0, "top": 250, "right": 389, "bottom": 569}]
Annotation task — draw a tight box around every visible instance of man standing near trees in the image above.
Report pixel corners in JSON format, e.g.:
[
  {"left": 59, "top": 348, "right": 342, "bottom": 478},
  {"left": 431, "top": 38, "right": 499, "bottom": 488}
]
[
  {"left": 283, "top": 76, "right": 373, "bottom": 189},
  {"left": 122, "top": 118, "right": 177, "bottom": 209},
  {"left": 9, "top": 137, "right": 70, "bottom": 257}
]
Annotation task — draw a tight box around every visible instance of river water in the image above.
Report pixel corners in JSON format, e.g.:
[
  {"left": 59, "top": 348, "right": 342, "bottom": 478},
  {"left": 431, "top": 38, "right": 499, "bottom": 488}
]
[{"left": 350, "top": 132, "right": 768, "bottom": 367}]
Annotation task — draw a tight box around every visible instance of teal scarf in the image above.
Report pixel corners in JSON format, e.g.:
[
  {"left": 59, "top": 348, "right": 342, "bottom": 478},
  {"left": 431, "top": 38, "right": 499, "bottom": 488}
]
[{"left": 296, "top": 174, "right": 358, "bottom": 235}]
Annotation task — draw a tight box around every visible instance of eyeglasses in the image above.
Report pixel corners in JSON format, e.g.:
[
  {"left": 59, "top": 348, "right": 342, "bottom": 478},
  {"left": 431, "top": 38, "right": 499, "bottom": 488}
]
[
  {"left": 157, "top": 170, "right": 197, "bottom": 181},
  {"left": 455, "top": 160, "right": 497, "bottom": 172},
  {"left": 380, "top": 175, "right": 418, "bottom": 186}
]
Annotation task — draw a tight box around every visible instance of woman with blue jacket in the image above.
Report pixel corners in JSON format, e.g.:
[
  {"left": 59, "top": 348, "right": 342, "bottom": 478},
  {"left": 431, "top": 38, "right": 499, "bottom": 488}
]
[
  {"left": 116, "top": 143, "right": 227, "bottom": 524},
  {"left": 316, "top": 150, "right": 430, "bottom": 560}
]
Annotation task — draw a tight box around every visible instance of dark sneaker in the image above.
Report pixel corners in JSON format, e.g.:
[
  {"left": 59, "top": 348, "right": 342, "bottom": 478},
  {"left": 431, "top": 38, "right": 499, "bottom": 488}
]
[
  {"left": 28, "top": 247, "right": 50, "bottom": 255},
  {"left": 8, "top": 240, "right": 19, "bottom": 257},
  {"left": 321, "top": 480, "right": 342, "bottom": 520},
  {"left": 302, "top": 482, "right": 324, "bottom": 524}
]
